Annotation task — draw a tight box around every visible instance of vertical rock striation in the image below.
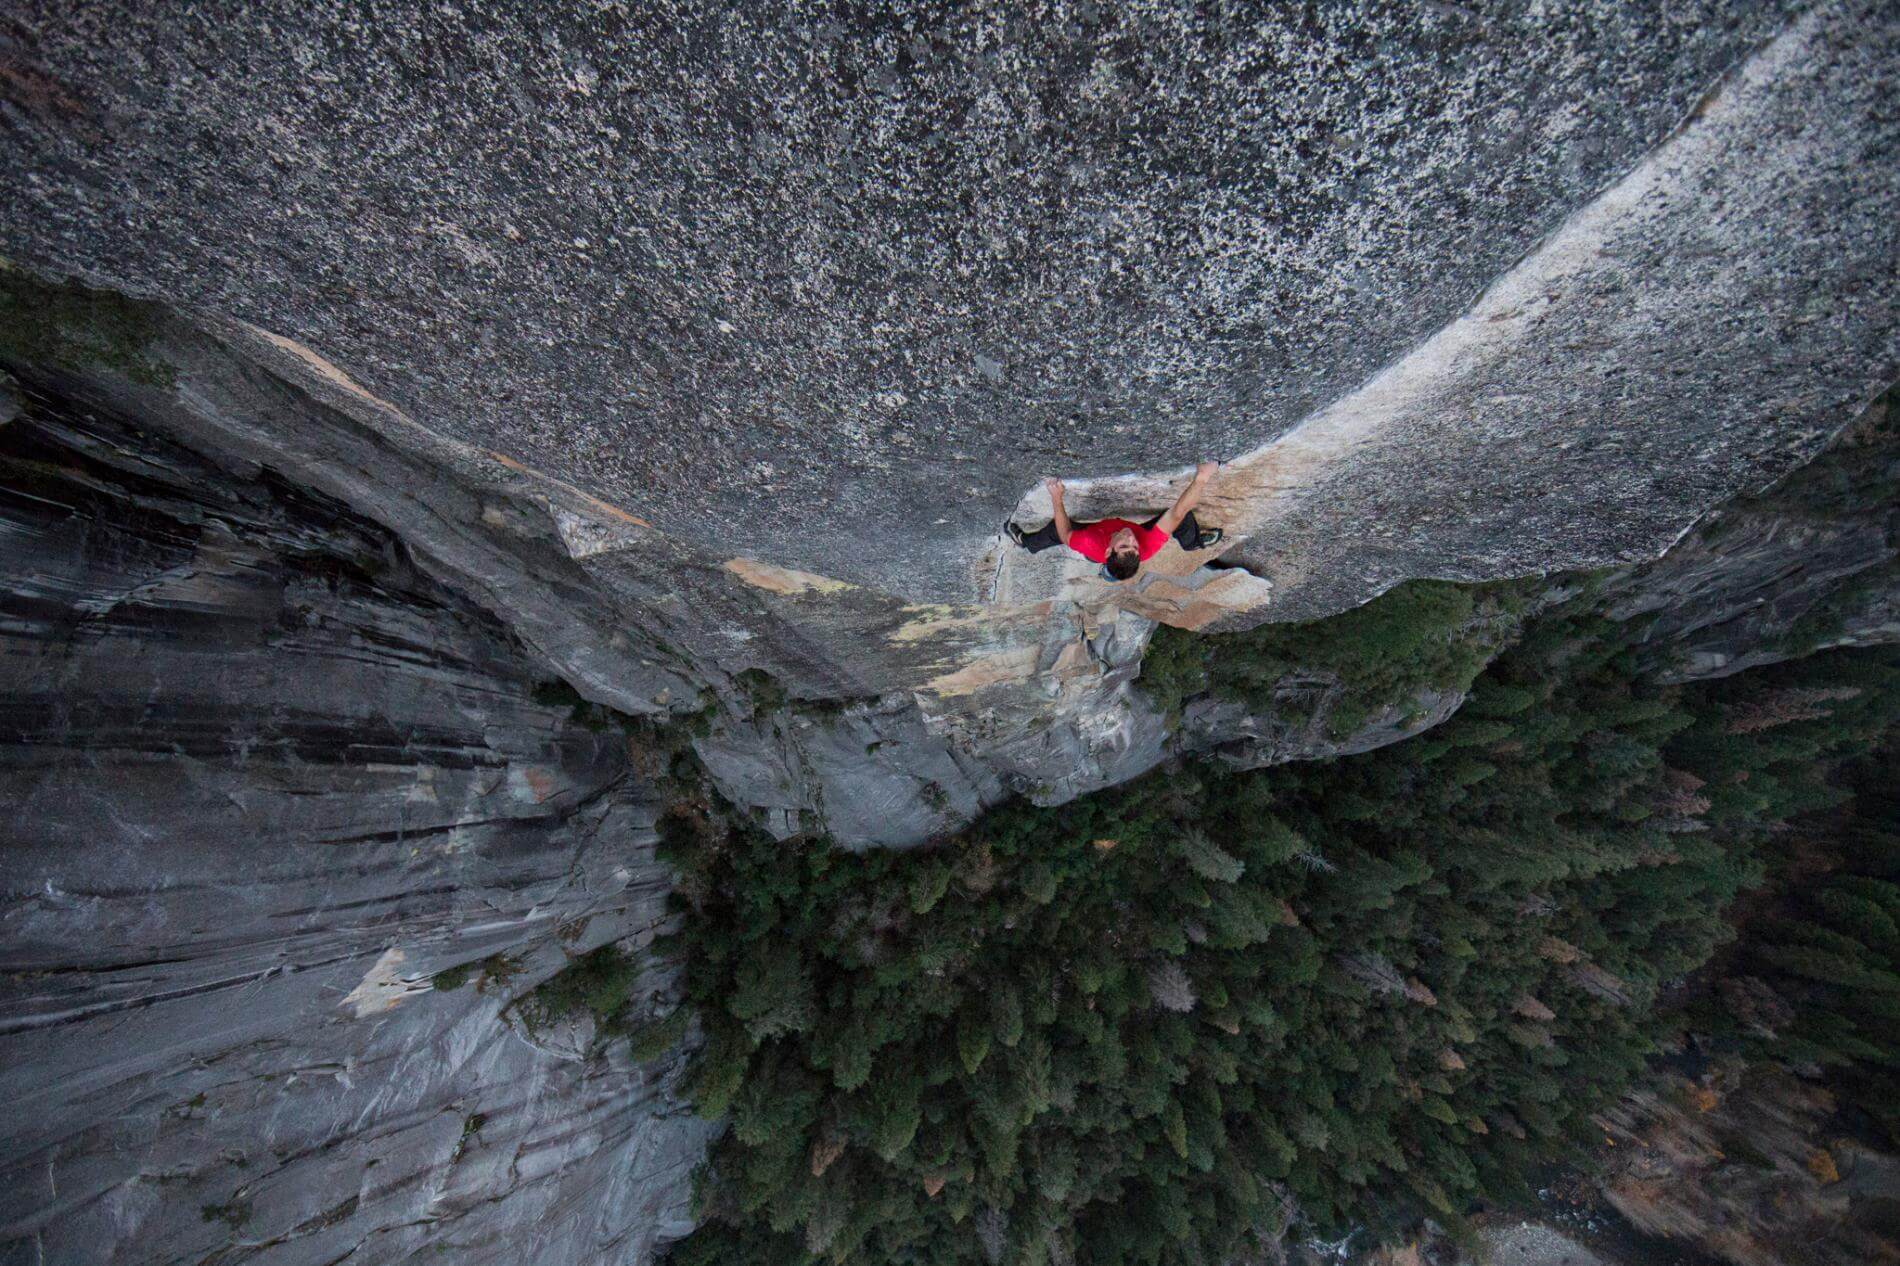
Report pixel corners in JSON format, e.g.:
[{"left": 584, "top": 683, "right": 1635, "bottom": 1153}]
[
  {"left": 0, "top": 4, "right": 1897, "bottom": 1260},
  {"left": 0, "top": 380, "right": 715, "bottom": 1264},
  {"left": 1606, "top": 388, "right": 1900, "bottom": 681}
]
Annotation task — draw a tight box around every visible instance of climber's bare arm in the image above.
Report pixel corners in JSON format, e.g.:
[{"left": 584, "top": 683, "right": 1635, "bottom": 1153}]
[
  {"left": 1045, "top": 478, "right": 1075, "bottom": 544},
  {"left": 1155, "top": 462, "right": 1219, "bottom": 536}
]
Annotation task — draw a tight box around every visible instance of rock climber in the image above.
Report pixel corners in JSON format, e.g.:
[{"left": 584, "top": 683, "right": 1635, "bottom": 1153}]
[{"left": 1008, "top": 461, "right": 1224, "bottom": 582}]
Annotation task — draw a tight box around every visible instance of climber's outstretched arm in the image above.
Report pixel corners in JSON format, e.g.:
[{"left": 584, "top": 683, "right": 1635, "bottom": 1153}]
[
  {"left": 1154, "top": 462, "right": 1219, "bottom": 536},
  {"left": 1045, "top": 478, "right": 1075, "bottom": 544}
]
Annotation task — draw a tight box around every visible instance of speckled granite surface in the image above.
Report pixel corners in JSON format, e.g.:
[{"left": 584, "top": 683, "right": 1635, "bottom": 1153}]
[
  {"left": 11, "top": 0, "right": 1881, "bottom": 606},
  {"left": 3, "top": 5, "right": 1899, "bottom": 1263}
]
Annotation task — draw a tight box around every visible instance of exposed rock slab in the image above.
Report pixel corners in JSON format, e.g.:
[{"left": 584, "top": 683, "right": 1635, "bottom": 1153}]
[
  {"left": 0, "top": 3, "right": 1895, "bottom": 855},
  {"left": 1180, "top": 684, "right": 1467, "bottom": 772},
  {"left": 1605, "top": 387, "right": 1900, "bottom": 681},
  {"left": 0, "top": 0, "right": 1842, "bottom": 604},
  {"left": 1003, "top": 0, "right": 1900, "bottom": 624},
  {"left": 0, "top": 8, "right": 1897, "bottom": 1264},
  {"left": 0, "top": 299, "right": 1152, "bottom": 848},
  {"left": 0, "top": 391, "right": 715, "bottom": 1265}
]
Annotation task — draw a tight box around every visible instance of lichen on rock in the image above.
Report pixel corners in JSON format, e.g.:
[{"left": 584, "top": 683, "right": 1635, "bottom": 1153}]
[{"left": 1, "top": 2, "right": 1899, "bottom": 1262}]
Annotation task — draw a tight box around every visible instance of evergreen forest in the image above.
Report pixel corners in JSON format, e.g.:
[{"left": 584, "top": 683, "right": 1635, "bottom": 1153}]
[{"left": 609, "top": 587, "right": 1900, "bottom": 1265}]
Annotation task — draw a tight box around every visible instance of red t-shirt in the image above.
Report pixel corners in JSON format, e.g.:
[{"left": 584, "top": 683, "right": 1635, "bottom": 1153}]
[{"left": 1067, "top": 518, "right": 1169, "bottom": 563}]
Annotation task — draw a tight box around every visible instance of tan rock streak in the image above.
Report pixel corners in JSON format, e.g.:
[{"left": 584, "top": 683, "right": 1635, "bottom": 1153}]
[
  {"left": 722, "top": 557, "right": 855, "bottom": 596},
  {"left": 990, "top": 0, "right": 1900, "bottom": 623}
]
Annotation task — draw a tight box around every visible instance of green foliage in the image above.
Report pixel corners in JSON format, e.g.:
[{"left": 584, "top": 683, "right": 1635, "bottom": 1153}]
[
  {"left": 451, "top": 1112, "right": 489, "bottom": 1164},
  {"left": 199, "top": 1199, "right": 252, "bottom": 1229},
  {"left": 1141, "top": 578, "right": 1532, "bottom": 735},
  {"left": 0, "top": 266, "right": 178, "bottom": 388},
  {"left": 520, "top": 944, "right": 643, "bottom": 1038},
  {"left": 474, "top": 953, "right": 524, "bottom": 993},
  {"left": 737, "top": 668, "right": 789, "bottom": 715},
  {"left": 1704, "top": 694, "right": 1900, "bottom": 1138},
  {"left": 632, "top": 1007, "right": 694, "bottom": 1063},
  {"left": 659, "top": 593, "right": 1900, "bottom": 1265},
  {"left": 531, "top": 678, "right": 624, "bottom": 733},
  {"left": 432, "top": 962, "right": 475, "bottom": 992},
  {"left": 1178, "top": 830, "right": 1244, "bottom": 883},
  {"left": 730, "top": 942, "right": 817, "bottom": 1041},
  {"left": 1133, "top": 619, "right": 1214, "bottom": 719},
  {"left": 908, "top": 861, "right": 952, "bottom": 914}
]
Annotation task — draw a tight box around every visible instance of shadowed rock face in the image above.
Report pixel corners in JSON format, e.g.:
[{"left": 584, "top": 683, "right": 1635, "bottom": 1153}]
[
  {"left": 2, "top": 4, "right": 1900, "bottom": 1263},
  {"left": 0, "top": 298, "right": 1182, "bottom": 849},
  {"left": 1598, "top": 1065, "right": 1900, "bottom": 1266},
  {"left": 0, "top": 384, "right": 716, "bottom": 1264},
  {"left": 10, "top": 358, "right": 1900, "bottom": 1266},
  {"left": 1000, "top": 0, "right": 1900, "bottom": 622},
  {"left": 0, "top": 0, "right": 1855, "bottom": 604},
  {"left": 1604, "top": 388, "right": 1900, "bottom": 682}
]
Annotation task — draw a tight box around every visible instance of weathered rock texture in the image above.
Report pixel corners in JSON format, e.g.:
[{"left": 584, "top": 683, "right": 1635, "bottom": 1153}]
[
  {"left": 1605, "top": 387, "right": 1900, "bottom": 682},
  {"left": 1597, "top": 1065, "right": 1900, "bottom": 1266},
  {"left": 0, "top": 382, "right": 716, "bottom": 1265},
  {"left": 5, "top": 0, "right": 1897, "bottom": 612},
  {"left": 0, "top": 287, "right": 1175, "bottom": 847},
  {"left": 0, "top": 0, "right": 1894, "bottom": 851},
  {"left": 1179, "top": 682, "right": 1470, "bottom": 773},
  {"left": 1003, "top": 0, "right": 1900, "bottom": 623},
  {"left": 2, "top": 3, "right": 1900, "bottom": 1264}
]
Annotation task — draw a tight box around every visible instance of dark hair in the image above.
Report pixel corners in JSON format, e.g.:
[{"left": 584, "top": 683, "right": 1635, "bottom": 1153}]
[{"left": 1105, "top": 551, "right": 1139, "bottom": 581}]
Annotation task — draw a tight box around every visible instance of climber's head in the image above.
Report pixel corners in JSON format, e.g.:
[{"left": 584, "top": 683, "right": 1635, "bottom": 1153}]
[{"left": 1103, "top": 535, "right": 1141, "bottom": 582}]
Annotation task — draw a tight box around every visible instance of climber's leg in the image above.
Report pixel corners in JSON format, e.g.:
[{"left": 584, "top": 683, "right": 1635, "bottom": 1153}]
[
  {"left": 1142, "top": 510, "right": 1222, "bottom": 551},
  {"left": 1009, "top": 521, "right": 1067, "bottom": 553},
  {"left": 1180, "top": 514, "right": 1223, "bottom": 549}
]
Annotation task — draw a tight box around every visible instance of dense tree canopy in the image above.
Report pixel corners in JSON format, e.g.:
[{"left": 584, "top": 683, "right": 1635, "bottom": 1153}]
[
  {"left": 1700, "top": 711, "right": 1900, "bottom": 1143},
  {"left": 641, "top": 593, "right": 1900, "bottom": 1266}
]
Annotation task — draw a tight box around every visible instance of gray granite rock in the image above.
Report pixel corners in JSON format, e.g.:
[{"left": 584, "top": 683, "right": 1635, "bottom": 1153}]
[
  {"left": 2, "top": 0, "right": 1866, "bottom": 606},
  {"left": 1048, "top": 0, "right": 1900, "bottom": 625},
  {"left": 1, "top": 6, "right": 1899, "bottom": 1263},
  {"left": 1180, "top": 683, "right": 1469, "bottom": 772},
  {"left": 0, "top": 390, "right": 716, "bottom": 1265},
  {"left": 0, "top": 273, "right": 1188, "bottom": 855},
  {"left": 1605, "top": 388, "right": 1900, "bottom": 680},
  {"left": 1, "top": 2, "right": 1896, "bottom": 856},
  {"left": 693, "top": 694, "right": 1005, "bottom": 848}
]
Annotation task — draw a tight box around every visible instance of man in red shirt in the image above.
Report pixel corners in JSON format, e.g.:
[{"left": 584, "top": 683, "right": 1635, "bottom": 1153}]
[{"left": 1008, "top": 461, "right": 1224, "bottom": 582}]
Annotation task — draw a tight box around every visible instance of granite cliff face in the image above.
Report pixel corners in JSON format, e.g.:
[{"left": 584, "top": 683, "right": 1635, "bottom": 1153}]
[
  {"left": 0, "top": 0, "right": 1830, "bottom": 600},
  {"left": 1605, "top": 388, "right": 1900, "bottom": 683},
  {"left": 3, "top": 2, "right": 1900, "bottom": 1263},
  {"left": 0, "top": 377, "right": 716, "bottom": 1264},
  {"left": 5, "top": 0, "right": 1897, "bottom": 613}
]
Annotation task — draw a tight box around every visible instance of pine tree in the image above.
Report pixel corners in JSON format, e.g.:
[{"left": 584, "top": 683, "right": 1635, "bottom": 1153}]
[{"left": 659, "top": 599, "right": 1900, "bottom": 1265}]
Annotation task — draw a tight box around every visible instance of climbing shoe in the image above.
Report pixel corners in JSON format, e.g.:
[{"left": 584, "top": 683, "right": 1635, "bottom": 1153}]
[
  {"left": 1007, "top": 523, "right": 1027, "bottom": 547},
  {"left": 1195, "top": 528, "right": 1224, "bottom": 549}
]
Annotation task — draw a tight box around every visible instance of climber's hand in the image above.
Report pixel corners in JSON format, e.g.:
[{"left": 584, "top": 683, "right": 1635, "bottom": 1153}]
[
  {"left": 1195, "top": 461, "right": 1219, "bottom": 483},
  {"left": 1045, "top": 477, "right": 1065, "bottom": 500}
]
